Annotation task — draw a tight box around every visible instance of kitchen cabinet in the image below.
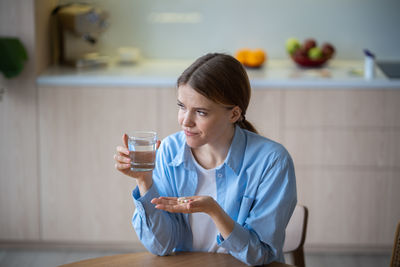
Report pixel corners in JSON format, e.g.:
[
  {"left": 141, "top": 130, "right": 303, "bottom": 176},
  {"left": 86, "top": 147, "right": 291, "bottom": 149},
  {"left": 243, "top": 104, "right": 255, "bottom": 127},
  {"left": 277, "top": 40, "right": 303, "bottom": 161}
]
[
  {"left": 0, "top": 78, "right": 39, "bottom": 241},
  {"left": 38, "top": 85, "right": 179, "bottom": 242},
  {"left": 281, "top": 89, "right": 400, "bottom": 249},
  {"left": 37, "top": 85, "right": 400, "bottom": 252},
  {"left": 246, "top": 90, "right": 282, "bottom": 142}
]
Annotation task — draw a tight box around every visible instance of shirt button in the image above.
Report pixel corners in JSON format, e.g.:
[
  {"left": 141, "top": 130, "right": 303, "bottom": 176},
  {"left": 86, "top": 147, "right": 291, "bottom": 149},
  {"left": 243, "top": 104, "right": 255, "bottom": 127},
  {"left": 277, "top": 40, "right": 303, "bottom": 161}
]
[{"left": 217, "top": 173, "right": 223, "bottom": 178}]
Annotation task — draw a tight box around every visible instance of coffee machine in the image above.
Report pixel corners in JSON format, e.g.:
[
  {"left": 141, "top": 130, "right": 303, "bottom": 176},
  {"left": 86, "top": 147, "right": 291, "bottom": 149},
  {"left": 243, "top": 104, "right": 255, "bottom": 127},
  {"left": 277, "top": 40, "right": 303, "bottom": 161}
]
[{"left": 52, "top": 3, "right": 109, "bottom": 67}]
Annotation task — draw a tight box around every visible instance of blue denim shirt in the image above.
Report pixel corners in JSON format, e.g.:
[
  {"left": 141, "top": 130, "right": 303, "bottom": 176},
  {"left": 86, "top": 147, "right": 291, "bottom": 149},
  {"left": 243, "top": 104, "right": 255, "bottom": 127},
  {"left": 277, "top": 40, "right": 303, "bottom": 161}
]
[{"left": 132, "top": 126, "right": 297, "bottom": 265}]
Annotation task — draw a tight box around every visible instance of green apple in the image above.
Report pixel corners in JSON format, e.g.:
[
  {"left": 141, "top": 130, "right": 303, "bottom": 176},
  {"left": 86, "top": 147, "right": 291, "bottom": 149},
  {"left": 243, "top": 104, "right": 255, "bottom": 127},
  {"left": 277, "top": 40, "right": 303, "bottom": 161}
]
[
  {"left": 308, "top": 47, "right": 323, "bottom": 60},
  {"left": 286, "top": 38, "right": 300, "bottom": 55}
]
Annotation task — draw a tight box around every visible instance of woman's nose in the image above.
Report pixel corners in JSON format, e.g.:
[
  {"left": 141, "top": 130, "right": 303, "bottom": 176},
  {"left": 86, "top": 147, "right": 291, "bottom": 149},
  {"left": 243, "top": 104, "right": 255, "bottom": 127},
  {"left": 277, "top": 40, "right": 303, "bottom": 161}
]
[{"left": 182, "top": 112, "right": 195, "bottom": 127}]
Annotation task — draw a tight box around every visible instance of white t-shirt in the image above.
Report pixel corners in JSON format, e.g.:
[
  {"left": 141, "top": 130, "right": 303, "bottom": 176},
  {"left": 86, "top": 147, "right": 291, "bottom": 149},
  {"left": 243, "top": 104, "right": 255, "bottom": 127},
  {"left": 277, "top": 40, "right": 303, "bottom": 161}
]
[{"left": 189, "top": 154, "right": 227, "bottom": 253}]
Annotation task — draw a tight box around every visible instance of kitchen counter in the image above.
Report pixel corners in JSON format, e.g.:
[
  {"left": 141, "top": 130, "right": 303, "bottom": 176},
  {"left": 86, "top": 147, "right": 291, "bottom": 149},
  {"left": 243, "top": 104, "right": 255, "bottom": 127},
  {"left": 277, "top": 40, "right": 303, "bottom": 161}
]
[{"left": 36, "top": 59, "right": 400, "bottom": 89}]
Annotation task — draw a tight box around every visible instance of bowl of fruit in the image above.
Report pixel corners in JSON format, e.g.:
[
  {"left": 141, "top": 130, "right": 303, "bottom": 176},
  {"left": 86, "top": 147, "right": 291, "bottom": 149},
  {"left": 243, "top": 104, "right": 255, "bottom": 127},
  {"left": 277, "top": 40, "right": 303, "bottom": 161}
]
[{"left": 286, "top": 38, "right": 335, "bottom": 67}]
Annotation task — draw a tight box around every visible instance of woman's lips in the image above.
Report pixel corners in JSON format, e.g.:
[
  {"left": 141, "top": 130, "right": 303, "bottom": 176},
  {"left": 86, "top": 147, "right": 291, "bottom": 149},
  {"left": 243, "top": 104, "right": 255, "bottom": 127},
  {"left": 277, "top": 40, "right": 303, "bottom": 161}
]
[{"left": 184, "top": 130, "right": 198, "bottom": 136}]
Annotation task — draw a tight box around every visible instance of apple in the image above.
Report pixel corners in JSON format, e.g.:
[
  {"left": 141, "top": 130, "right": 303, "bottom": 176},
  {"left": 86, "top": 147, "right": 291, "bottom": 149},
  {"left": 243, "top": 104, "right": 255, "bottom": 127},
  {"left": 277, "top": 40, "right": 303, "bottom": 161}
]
[
  {"left": 293, "top": 47, "right": 308, "bottom": 60},
  {"left": 303, "top": 38, "right": 317, "bottom": 52},
  {"left": 286, "top": 38, "right": 300, "bottom": 55},
  {"left": 308, "top": 47, "right": 323, "bottom": 60},
  {"left": 322, "top": 43, "right": 335, "bottom": 59}
]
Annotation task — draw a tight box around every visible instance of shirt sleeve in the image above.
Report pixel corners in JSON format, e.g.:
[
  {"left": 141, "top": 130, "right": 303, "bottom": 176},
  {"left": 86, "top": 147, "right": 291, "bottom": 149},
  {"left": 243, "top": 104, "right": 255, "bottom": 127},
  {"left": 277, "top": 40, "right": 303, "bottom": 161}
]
[
  {"left": 216, "top": 153, "right": 297, "bottom": 265},
  {"left": 131, "top": 141, "right": 192, "bottom": 255}
]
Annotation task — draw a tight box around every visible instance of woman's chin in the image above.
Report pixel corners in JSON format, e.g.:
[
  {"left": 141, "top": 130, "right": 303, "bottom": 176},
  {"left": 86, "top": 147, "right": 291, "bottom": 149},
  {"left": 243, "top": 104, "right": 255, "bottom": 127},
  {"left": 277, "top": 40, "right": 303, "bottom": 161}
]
[{"left": 185, "top": 137, "right": 203, "bottom": 148}]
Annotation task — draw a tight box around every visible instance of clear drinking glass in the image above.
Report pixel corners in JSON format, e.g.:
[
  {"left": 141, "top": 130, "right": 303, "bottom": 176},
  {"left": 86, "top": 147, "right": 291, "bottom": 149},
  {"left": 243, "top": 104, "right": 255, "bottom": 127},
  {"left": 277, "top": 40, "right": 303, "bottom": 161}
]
[{"left": 128, "top": 131, "right": 157, "bottom": 172}]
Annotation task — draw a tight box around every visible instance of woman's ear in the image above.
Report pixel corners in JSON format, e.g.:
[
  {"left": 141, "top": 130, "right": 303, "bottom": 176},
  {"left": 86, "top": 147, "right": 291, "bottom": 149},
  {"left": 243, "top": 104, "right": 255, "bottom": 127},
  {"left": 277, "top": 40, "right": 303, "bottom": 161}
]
[{"left": 230, "top": 106, "right": 242, "bottom": 123}]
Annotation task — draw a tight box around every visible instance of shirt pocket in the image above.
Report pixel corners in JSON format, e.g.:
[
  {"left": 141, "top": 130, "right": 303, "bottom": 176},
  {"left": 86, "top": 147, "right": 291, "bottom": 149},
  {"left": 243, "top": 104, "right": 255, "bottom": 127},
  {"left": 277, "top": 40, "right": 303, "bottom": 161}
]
[{"left": 237, "top": 195, "right": 255, "bottom": 225}]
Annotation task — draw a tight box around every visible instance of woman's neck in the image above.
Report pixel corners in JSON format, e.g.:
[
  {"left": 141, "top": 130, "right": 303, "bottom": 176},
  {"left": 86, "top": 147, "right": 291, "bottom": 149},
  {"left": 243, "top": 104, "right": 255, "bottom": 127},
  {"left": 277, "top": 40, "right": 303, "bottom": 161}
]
[{"left": 191, "top": 127, "right": 235, "bottom": 170}]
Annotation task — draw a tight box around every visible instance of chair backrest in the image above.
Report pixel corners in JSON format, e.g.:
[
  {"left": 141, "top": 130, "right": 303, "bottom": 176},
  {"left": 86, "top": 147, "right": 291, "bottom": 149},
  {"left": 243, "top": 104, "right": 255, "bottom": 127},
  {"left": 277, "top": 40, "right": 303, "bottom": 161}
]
[
  {"left": 390, "top": 220, "right": 400, "bottom": 267},
  {"left": 283, "top": 204, "right": 308, "bottom": 267},
  {"left": 283, "top": 204, "right": 308, "bottom": 252}
]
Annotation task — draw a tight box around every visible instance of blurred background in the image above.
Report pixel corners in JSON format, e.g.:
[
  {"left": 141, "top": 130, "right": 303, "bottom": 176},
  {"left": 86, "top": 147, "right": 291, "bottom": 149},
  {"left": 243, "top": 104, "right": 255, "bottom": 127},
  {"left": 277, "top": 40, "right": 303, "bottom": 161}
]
[
  {"left": 1, "top": 0, "right": 400, "bottom": 266},
  {"left": 61, "top": 0, "right": 400, "bottom": 61}
]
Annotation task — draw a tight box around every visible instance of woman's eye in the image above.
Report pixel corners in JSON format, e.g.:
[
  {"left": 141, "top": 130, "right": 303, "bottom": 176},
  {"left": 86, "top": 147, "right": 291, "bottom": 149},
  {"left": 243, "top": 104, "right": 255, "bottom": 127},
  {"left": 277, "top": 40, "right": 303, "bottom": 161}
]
[
  {"left": 197, "top": 110, "right": 207, "bottom": 116},
  {"left": 177, "top": 103, "right": 185, "bottom": 110}
]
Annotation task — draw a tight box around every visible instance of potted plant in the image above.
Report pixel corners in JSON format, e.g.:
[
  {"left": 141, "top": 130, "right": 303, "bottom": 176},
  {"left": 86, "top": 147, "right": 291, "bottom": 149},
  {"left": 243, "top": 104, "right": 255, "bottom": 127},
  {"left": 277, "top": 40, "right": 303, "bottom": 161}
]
[{"left": 0, "top": 37, "right": 28, "bottom": 79}]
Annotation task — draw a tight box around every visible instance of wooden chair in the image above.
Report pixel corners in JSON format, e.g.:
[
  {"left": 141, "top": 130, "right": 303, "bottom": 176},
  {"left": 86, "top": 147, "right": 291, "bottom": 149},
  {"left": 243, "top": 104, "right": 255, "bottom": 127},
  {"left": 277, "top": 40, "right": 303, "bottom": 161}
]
[
  {"left": 390, "top": 220, "right": 400, "bottom": 267},
  {"left": 283, "top": 205, "right": 308, "bottom": 267}
]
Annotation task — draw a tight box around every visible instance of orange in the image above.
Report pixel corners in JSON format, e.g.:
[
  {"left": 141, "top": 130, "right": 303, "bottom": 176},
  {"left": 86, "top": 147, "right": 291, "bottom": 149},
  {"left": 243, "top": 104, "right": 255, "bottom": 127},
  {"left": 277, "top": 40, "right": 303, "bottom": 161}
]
[
  {"left": 235, "top": 49, "right": 250, "bottom": 65},
  {"left": 235, "top": 48, "right": 266, "bottom": 68}
]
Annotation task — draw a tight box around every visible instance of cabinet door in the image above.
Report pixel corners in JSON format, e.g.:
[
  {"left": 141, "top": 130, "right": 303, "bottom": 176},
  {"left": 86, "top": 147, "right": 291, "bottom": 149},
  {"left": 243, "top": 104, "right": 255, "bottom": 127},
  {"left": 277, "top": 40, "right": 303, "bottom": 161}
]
[
  {"left": 39, "top": 86, "right": 162, "bottom": 242},
  {"left": 0, "top": 81, "right": 40, "bottom": 240},
  {"left": 246, "top": 89, "right": 281, "bottom": 141},
  {"left": 282, "top": 89, "right": 400, "bottom": 248}
]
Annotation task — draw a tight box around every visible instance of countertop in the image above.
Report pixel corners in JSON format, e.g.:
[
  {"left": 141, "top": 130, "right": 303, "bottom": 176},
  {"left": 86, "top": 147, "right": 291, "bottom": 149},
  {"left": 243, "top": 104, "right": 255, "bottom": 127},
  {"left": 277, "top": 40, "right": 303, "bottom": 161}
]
[{"left": 36, "top": 59, "right": 400, "bottom": 89}]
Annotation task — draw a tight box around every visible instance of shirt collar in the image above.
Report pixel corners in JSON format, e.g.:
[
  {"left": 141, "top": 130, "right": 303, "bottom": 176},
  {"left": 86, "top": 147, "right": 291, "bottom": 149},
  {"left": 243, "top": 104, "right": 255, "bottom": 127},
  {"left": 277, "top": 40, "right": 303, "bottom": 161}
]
[
  {"left": 169, "top": 134, "right": 193, "bottom": 170},
  {"left": 169, "top": 126, "right": 246, "bottom": 174}
]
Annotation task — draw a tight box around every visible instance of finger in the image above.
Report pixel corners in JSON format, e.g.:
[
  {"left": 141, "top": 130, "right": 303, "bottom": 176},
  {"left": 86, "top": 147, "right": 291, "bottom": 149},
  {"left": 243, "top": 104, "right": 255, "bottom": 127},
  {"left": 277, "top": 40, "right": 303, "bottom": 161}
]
[
  {"left": 155, "top": 203, "right": 191, "bottom": 213},
  {"left": 151, "top": 198, "right": 179, "bottom": 205},
  {"left": 115, "top": 162, "right": 131, "bottom": 170},
  {"left": 156, "top": 140, "right": 161, "bottom": 150},
  {"left": 123, "top": 133, "right": 129, "bottom": 149},
  {"left": 158, "top": 197, "right": 179, "bottom": 201},
  {"left": 154, "top": 204, "right": 174, "bottom": 211},
  {"left": 117, "top": 145, "right": 129, "bottom": 156},
  {"left": 114, "top": 154, "right": 131, "bottom": 164},
  {"left": 160, "top": 196, "right": 194, "bottom": 205},
  {"left": 158, "top": 196, "right": 196, "bottom": 200}
]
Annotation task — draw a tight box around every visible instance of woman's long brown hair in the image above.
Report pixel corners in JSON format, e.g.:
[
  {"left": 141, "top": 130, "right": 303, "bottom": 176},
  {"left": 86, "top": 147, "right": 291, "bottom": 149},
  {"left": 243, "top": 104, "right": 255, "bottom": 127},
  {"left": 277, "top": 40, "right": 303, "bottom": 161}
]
[{"left": 177, "top": 53, "right": 258, "bottom": 134}]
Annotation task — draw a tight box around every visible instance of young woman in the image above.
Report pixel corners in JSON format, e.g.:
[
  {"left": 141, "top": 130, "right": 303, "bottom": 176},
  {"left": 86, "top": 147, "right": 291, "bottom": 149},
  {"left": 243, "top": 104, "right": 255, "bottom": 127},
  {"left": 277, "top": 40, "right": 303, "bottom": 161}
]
[{"left": 114, "top": 53, "right": 297, "bottom": 265}]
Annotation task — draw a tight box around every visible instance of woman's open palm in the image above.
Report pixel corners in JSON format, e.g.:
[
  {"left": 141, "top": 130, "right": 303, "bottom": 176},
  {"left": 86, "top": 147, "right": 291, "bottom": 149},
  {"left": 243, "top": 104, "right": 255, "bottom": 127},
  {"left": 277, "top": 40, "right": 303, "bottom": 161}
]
[{"left": 151, "top": 196, "right": 217, "bottom": 215}]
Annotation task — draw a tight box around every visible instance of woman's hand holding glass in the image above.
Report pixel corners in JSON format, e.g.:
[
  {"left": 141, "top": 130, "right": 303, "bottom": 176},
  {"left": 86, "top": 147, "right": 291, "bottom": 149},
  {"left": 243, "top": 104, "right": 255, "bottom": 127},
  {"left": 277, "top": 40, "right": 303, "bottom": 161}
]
[{"left": 114, "top": 133, "right": 161, "bottom": 178}]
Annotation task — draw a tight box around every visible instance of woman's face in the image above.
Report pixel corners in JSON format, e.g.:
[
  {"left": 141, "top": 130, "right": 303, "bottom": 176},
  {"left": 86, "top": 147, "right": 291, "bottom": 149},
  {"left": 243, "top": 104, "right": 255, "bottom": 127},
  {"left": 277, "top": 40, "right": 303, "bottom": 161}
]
[{"left": 177, "top": 84, "right": 241, "bottom": 149}]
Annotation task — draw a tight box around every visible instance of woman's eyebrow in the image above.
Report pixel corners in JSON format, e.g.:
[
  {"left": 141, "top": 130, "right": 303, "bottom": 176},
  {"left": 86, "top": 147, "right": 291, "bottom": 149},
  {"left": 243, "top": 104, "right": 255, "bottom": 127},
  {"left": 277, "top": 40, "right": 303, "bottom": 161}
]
[{"left": 177, "top": 99, "right": 210, "bottom": 111}]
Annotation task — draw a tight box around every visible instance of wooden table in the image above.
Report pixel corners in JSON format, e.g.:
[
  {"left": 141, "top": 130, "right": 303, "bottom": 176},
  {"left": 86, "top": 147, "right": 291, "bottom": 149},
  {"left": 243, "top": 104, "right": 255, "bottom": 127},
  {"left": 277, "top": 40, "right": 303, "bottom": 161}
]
[{"left": 59, "top": 251, "right": 295, "bottom": 267}]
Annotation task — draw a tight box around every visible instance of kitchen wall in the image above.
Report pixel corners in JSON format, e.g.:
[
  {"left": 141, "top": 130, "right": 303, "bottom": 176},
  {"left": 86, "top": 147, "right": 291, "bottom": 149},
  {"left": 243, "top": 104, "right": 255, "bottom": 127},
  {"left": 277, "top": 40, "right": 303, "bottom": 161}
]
[
  {"left": 0, "top": 0, "right": 40, "bottom": 240},
  {"left": 58, "top": 0, "right": 400, "bottom": 61}
]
